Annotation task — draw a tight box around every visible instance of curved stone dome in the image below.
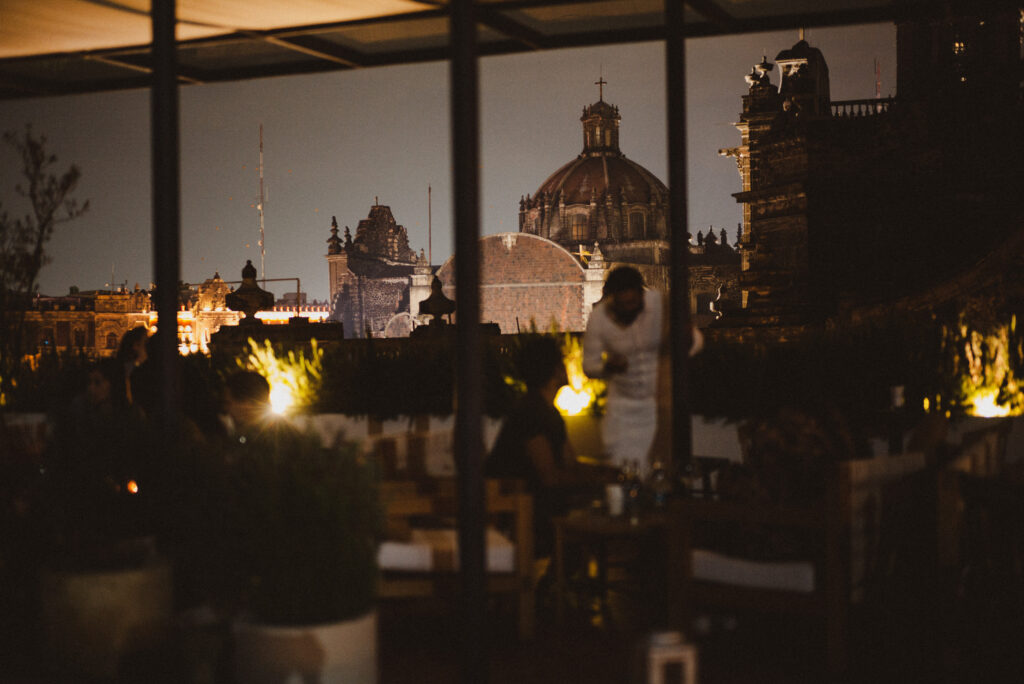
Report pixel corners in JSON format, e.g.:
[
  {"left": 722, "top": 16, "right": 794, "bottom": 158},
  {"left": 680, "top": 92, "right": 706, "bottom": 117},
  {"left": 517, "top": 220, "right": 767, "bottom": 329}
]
[
  {"left": 533, "top": 154, "right": 667, "bottom": 206},
  {"left": 519, "top": 96, "right": 671, "bottom": 253}
]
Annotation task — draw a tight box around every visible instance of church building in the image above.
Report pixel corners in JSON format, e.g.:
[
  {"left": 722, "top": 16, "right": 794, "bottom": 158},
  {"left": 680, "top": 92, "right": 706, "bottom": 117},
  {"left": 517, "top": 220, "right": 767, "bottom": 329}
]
[
  {"left": 326, "top": 85, "right": 744, "bottom": 336},
  {"left": 720, "top": 2, "right": 1022, "bottom": 329},
  {"left": 326, "top": 202, "right": 422, "bottom": 338}
]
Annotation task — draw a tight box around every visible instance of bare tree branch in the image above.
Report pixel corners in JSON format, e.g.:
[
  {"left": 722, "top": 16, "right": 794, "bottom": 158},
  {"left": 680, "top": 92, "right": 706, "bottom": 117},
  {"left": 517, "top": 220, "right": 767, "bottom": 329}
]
[{"left": 0, "top": 125, "right": 89, "bottom": 392}]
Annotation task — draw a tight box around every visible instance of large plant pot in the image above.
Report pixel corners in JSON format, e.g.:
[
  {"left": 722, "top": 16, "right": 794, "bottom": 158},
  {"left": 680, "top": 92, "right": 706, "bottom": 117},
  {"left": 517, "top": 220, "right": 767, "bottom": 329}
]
[
  {"left": 39, "top": 557, "right": 173, "bottom": 679},
  {"left": 233, "top": 609, "right": 378, "bottom": 684}
]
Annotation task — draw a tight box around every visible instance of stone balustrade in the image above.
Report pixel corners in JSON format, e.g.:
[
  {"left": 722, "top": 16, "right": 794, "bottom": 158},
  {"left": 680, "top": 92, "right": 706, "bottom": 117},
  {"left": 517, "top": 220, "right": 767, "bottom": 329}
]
[{"left": 831, "top": 96, "right": 894, "bottom": 118}]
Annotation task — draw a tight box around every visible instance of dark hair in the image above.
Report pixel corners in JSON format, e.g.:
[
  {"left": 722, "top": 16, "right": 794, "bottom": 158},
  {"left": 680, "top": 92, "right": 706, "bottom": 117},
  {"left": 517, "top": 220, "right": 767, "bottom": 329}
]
[
  {"left": 518, "top": 336, "right": 565, "bottom": 391},
  {"left": 602, "top": 266, "right": 644, "bottom": 296},
  {"left": 116, "top": 326, "right": 149, "bottom": 363},
  {"left": 91, "top": 357, "right": 127, "bottom": 406},
  {"left": 225, "top": 370, "right": 270, "bottom": 404}
]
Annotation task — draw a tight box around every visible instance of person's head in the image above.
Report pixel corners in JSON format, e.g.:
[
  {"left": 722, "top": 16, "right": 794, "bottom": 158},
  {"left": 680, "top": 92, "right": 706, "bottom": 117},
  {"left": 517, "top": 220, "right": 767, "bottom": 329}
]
[
  {"left": 519, "top": 336, "right": 568, "bottom": 397},
  {"left": 87, "top": 358, "right": 125, "bottom": 407},
  {"left": 602, "top": 266, "right": 645, "bottom": 326},
  {"left": 117, "top": 326, "right": 149, "bottom": 366},
  {"left": 223, "top": 370, "right": 271, "bottom": 428}
]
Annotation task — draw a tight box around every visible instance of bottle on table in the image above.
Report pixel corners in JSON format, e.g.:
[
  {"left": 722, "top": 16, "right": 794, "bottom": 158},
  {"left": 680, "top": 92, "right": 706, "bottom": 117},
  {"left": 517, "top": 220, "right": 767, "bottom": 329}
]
[
  {"left": 649, "top": 460, "right": 671, "bottom": 509},
  {"left": 624, "top": 460, "right": 642, "bottom": 524}
]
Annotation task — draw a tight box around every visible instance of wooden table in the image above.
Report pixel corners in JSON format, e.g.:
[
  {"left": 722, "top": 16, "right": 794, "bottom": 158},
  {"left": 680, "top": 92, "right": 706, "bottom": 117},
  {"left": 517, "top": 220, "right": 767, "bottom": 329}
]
[{"left": 553, "top": 509, "right": 668, "bottom": 625}]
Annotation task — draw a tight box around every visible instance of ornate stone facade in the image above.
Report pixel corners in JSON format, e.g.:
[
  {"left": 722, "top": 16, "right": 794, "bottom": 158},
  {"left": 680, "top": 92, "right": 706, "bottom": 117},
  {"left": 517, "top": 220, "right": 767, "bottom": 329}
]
[
  {"left": 720, "top": 5, "right": 1022, "bottom": 328},
  {"left": 327, "top": 204, "right": 419, "bottom": 338}
]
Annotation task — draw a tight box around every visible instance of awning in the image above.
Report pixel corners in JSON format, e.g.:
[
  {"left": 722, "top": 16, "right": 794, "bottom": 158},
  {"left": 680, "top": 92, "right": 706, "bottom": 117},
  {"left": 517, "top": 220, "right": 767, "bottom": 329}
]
[{"left": 1, "top": 0, "right": 911, "bottom": 100}]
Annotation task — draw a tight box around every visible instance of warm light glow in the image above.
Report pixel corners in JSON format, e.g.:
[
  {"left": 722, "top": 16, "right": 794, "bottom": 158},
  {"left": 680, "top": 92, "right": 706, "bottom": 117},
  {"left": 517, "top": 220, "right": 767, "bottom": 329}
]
[
  {"left": 555, "top": 385, "right": 593, "bottom": 416},
  {"left": 126, "top": 480, "right": 139, "bottom": 494},
  {"left": 554, "top": 334, "right": 605, "bottom": 417},
  {"left": 966, "top": 387, "right": 1016, "bottom": 418},
  {"left": 950, "top": 321, "right": 1023, "bottom": 417},
  {"left": 254, "top": 310, "right": 331, "bottom": 324},
  {"left": 269, "top": 383, "right": 294, "bottom": 415},
  {"left": 241, "top": 338, "right": 323, "bottom": 416}
]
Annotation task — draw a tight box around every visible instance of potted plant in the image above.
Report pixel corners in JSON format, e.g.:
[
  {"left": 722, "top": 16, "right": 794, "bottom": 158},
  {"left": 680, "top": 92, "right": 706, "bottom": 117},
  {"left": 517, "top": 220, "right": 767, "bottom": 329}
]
[
  {"left": 210, "top": 424, "right": 382, "bottom": 684},
  {"left": 34, "top": 380, "right": 173, "bottom": 681}
]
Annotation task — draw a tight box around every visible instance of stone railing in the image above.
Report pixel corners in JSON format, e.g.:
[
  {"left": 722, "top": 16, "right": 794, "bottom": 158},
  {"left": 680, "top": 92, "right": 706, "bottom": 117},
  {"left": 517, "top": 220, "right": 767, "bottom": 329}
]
[{"left": 831, "top": 96, "right": 894, "bottom": 118}]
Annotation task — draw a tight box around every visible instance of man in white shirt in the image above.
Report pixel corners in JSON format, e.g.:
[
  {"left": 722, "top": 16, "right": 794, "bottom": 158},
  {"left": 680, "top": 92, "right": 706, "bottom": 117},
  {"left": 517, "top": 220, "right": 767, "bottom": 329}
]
[{"left": 582, "top": 266, "right": 702, "bottom": 474}]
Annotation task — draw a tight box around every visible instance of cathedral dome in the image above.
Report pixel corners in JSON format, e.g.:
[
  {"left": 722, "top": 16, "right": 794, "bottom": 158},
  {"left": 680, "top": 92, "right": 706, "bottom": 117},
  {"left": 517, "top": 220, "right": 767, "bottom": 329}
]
[
  {"left": 519, "top": 92, "right": 669, "bottom": 253},
  {"left": 533, "top": 154, "right": 667, "bottom": 206}
]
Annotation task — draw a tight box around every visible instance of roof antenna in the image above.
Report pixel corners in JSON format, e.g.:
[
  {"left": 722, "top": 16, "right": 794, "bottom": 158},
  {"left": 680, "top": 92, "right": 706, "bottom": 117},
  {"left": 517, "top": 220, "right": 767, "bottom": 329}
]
[
  {"left": 257, "top": 124, "right": 267, "bottom": 287},
  {"left": 798, "top": 27, "right": 805, "bottom": 41}
]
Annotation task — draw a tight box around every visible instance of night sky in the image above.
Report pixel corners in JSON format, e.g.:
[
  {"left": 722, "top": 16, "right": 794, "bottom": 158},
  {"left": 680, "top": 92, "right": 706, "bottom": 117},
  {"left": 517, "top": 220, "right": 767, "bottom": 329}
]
[{"left": 0, "top": 23, "right": 894, "bottom": 302}]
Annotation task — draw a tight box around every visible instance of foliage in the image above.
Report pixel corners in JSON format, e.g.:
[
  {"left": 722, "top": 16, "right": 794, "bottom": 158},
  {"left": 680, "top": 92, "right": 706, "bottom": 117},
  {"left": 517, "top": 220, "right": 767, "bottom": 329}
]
[
  {"left": 37, "top": 398, "right": 157, "bottom": 570},
  {"left": 500, "top": 332, "right": 607, "bottom": 417},
  {"left": 204, "top": 428, "right": 382, "bottom": 625},
  {"left": 313, "top": 337, "right": 513, "bottom": 418},
  {"left": 688, "top": 312, "right": 947, "bottom": 433},
  {"left": 0, "top": 349, "right": 92, "bottom": 413},
  {"left": 0, "top": 126, "right": 89, "bottom": 403},
  {"left": 930, "top": 307, "right": 1023, "bottom": 417},
  {"left": 238, "top": 338, "right": 323, "bottom": 415}
]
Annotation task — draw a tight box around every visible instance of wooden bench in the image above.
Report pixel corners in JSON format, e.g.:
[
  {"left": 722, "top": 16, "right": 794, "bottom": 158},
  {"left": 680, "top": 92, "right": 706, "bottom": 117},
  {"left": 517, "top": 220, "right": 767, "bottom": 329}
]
[
  {"left": 377, "top": 478, "right": 535, "bottom": 640},
  {"left": 666, "top": 451, "right": 927, "bottom": 676}
]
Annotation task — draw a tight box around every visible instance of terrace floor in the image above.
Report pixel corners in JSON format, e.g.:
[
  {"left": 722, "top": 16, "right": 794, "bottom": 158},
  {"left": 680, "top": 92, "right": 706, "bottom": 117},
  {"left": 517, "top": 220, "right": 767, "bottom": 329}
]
[{"left": 4, "top": 570, "right": 1022, "bottom": 684}]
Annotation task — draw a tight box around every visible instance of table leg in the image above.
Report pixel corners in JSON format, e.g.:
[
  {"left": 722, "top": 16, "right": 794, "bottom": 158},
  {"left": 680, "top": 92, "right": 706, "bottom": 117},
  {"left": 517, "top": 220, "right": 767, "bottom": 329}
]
[{"left": 555, "top": 520, "right": 566, "bottom": 624}]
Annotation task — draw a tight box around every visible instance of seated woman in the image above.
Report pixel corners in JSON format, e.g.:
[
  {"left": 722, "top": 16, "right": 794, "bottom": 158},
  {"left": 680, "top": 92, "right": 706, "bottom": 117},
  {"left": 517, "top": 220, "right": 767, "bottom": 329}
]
[{"left": 486, "top": 336, "right": 614, "bottom": 559}]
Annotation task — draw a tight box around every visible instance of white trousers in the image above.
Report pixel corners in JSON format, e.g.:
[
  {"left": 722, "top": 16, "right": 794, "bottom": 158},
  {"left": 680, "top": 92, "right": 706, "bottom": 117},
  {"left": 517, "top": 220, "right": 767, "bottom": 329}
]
[{"left": 601, "top": 395, "right": 657, "bottom": 476}]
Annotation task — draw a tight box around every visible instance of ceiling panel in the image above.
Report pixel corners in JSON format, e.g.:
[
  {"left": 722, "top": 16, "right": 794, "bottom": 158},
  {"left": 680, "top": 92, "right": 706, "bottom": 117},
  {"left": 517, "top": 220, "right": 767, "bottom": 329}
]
[{"left": 0, "top": 0, "right": 930, "bottom": 100}]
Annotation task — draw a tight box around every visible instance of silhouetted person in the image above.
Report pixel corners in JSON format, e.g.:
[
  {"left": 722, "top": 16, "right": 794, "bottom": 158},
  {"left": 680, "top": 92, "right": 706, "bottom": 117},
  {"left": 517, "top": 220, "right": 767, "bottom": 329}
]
[
  {"left": 116, "top": 326, "right": 149, "bottom": 404},
  {"left": 487, "top": 336, "right": 614, "bottom": 558}
]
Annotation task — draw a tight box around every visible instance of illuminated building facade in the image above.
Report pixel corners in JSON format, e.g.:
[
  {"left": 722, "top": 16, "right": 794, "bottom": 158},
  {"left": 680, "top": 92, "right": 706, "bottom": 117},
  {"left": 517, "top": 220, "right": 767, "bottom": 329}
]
[{"left": 22, "top": 276, "right": 329, "bottom": 358}]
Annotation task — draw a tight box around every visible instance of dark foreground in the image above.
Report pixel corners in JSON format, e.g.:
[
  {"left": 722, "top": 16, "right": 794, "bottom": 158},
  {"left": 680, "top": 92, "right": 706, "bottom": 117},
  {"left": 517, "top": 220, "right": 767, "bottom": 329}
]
[{"left": 4, "top": 572, "right": 1022, "bottom": 684}]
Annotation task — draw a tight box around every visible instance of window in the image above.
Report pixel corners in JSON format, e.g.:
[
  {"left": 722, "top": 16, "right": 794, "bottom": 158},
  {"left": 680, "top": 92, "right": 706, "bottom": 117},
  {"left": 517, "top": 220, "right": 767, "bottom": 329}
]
[
  {"left": 73, "top": 328, "right": 86, "bottom": 348},
  {"left": 56, "top": 321, "right": 70, "bottom": 347},
  {"left": 629, "top": 211, "right": 646, "bottom": 238},
  {"left": 106, "top": 332, "right": 119, "bottom": 349},
  {"left": 570, "top": 214, "right": 588, "bottom": 241}
]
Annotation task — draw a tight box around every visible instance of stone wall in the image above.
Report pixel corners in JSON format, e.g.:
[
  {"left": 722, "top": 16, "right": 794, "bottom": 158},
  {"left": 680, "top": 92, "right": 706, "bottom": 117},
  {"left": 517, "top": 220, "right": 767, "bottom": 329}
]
[{"left": 436, "top": 233, "right": 587, "bottom": 333}]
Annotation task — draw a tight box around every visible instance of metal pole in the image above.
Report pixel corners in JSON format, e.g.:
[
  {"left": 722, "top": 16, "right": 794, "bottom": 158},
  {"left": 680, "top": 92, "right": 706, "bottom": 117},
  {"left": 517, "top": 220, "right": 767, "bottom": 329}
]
[
  {"left": 450, "top": 1, "right": 486, "bottom": 681},
  {"left": 665, "top": 0, "right": 693, "bottom": 469},
  {"left": 151, "top": 0, "right": 181, "bottom": 441}
]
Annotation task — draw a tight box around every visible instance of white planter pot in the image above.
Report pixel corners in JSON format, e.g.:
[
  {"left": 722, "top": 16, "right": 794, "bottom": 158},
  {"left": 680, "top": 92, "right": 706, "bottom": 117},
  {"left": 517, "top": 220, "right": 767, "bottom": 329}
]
[
  {"left": 39, "top": 558, "right": 173, "bottom": 680},
  {"left": 233, "top": 609, "right": 378, "bottom": 684}
]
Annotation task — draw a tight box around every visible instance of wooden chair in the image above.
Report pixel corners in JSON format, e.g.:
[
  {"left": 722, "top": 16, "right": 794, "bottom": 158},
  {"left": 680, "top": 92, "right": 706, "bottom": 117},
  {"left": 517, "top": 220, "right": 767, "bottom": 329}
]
[
  {"left": 378, "top": 478, "right": 535, "bottom": 640},
  {"left": 666, "top": 451, "right": 927, "bottom": 676}
]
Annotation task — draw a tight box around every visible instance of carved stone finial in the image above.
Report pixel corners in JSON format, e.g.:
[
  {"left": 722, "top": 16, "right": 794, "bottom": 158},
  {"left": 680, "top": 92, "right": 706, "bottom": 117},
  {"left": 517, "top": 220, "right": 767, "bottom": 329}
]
[
  {"left": 225, "top": 260, "right": 274, "bottom": 323},
  {"left": 418, "top": 276, "right": 456, "bottom": 324}
]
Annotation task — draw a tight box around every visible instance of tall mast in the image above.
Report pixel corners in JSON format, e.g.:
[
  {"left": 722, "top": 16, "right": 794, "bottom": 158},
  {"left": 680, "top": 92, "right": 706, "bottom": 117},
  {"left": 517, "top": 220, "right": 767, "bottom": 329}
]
[
  {"left": 257, "top": 124, "right": 267, "bottom": 286},
  {"left": 428, "top": 184, "right": 432, "bottom": 267}
]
